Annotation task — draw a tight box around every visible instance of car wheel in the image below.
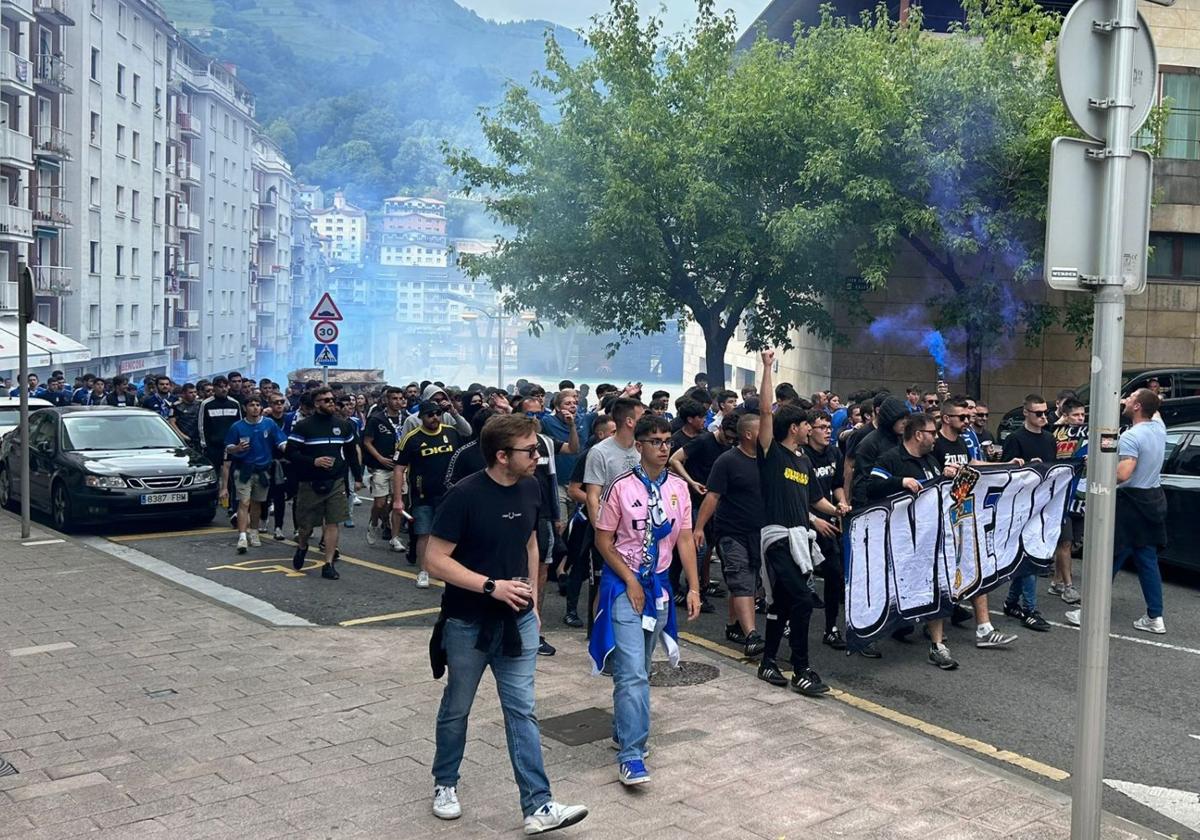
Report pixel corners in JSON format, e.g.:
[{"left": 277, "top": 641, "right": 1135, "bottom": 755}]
[
  {"left": 0, "top": 467, "right": 13, "bottom": 512},
  {"left": 51, "top": 482, "right": 74, "bottom": 533}
]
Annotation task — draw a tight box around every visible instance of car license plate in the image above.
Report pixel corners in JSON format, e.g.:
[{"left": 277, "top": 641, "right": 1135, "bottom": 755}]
[{"left": 140, "top": 492, "right": 188, "bottom": 505}]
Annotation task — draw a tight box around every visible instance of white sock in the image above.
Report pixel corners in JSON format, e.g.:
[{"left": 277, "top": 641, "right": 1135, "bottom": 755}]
[{"left": 976, "top": 622, "right": 994, "bottom": 637}]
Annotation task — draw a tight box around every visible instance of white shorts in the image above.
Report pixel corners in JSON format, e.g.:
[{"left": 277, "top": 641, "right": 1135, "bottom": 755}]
[{"left": 368, "top": 468, "right": 394, "bottom": 499}]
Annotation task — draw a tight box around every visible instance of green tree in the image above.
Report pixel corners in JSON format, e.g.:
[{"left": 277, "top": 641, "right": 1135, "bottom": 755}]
[{"left": 446, "top": 0, "right": 870, "bottom": 388}]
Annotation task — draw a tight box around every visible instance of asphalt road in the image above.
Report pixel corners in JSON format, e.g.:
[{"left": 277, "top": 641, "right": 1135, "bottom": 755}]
[{"left": 76, "top": 499, "right": 1200, "bottom": 838}]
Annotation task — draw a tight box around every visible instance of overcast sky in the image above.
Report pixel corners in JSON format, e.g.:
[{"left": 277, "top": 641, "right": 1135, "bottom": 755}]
[{"left": 457, "top": 0, "right": 766, "bottom": 36}]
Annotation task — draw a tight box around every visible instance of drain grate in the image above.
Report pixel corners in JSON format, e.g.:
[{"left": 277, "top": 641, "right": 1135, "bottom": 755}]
[
  {"left": 0, "top": 757, "right": 18, "bottom": 777},
  {"left": 649, "top": 660, "right": 719, "bottom": 687},
  {"left": 540, "top": 707, "right": 614, "bottom": 746}
]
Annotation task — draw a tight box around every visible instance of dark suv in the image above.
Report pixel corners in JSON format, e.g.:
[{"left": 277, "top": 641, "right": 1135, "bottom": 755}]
[{"left": 997, "top": 367, "right": 1200, "bottom": 442}]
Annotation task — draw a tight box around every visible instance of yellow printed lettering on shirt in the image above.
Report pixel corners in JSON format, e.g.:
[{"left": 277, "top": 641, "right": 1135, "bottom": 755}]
[
  {"left": 420, "top": 444, "right": 454, "bottom": 457},
  {"left": 784, "top": 467, "right": 809, "bottom": 485}
]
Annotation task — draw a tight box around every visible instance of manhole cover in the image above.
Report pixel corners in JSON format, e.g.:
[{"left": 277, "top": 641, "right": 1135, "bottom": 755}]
[
  {"left": 649, "top": 660, "right": 719, "bottom": 687},
  {"left": 541, "top": 707, "right": 614, "bottom": 746},
  {"left": 0, "top": 757, "right": 18, "bottom": 777}
]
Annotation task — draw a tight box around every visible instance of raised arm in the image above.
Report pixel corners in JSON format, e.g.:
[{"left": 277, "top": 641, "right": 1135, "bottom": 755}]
[{"left": 758, "top": 349, "right": 775, "bottom": 452}]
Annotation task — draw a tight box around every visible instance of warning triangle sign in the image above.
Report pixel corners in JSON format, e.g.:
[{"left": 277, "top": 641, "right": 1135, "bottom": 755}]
[
  {"left": 315, "top": 345, "right": 337, "bottom": 364},
  {"left": 309, "top": 292, "right": 343, "bottom": 321}
]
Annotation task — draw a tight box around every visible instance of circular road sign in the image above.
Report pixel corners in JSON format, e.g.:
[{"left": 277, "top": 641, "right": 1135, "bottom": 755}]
[
  {"left": 1058, "top": 0, "right": 1158, "bottom": 142},
  {"left": 313, "top": 320, "right": 339, "bottom": 343}
]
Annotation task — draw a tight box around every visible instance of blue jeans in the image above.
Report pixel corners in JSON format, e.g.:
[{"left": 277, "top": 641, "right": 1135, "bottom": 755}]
[
  {"left": 1113, "top": 545, "right": 1163, "bottom": 619},
  {"left": 610, "top": 591, "right": 664, "bottom": 765},
  {"left": 1005, "top": 573, "right": 1037, "bottom": 613},
  {"left": 433, "top": 611, "right": 551, "bottom": 817}
]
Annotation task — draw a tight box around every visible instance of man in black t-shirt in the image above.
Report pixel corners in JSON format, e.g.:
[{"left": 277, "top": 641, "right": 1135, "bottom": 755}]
[
  {"left": 362, "top": 387, "right": 406, "bottom": 552},
  {"left": 694, "top": 413, "right": 766, "bottom": 657},
  {"left": 423, "top": 414, "right": 588, "bottom": 833},
  {"left": 803, "top": 410, "right": 852, "bottom": 651},
  {"left": 395, "top": 401, "right": 463, "bottom": 589},
  {"left": 668, "top": 398, "right": 706, "bottom": 453},
  {"left": 972, "top": 401, "right": 997, "bottom": 460},
  {"left": 755, "top": 350, "right": 840, "bottom": 696},
  {"left": 1000, "top": 394, "right": 1056, "bottom": 632},
  {"left": 667, "top": 416, "right": 735, "bottom": 606}
]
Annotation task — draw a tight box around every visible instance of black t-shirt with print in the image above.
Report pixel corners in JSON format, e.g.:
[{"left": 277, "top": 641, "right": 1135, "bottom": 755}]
[
  {"left": 803, "top": 443, "right": 843, "bottom": 506},
  {"left": 397, "top": 424, "right": 462, "bottom": 504},
  {"left": 363, "top": 410, "right": 405, "bottom": 471},
  {"left": 433, "top": 471, "right": 542, "bottom": 620},
  {"left": 756, "top": 441, "right": 814, "bottom": 529},
  {"left": 932, "top": 433, "right": 971, "bottom": 471}
]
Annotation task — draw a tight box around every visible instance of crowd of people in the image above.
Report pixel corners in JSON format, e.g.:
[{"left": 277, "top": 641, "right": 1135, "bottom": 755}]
[{"left": 10, "top": 355, "right": 1171, "bottom": 835}]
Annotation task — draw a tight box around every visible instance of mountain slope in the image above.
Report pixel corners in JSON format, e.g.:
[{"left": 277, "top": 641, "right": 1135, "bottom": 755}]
[{"left": 160, "top": 0, "right": 586, "bottom": 204}]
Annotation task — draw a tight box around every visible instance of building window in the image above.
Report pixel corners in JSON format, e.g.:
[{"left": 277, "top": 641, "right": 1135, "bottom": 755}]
[
  {"left": 116, "top": 246, "right": 124, "bottom": 276},
  {"left": 89, "top": 112, "right": 100, "bottom": 146},
  {"left": 132, "top": 14, "right": 141, "bottom": 47},
  {"left": 89, "top": 177, "right": 100, "bottom": 208},
  {"left": 118, "top": 3, "right": 127, "bottom": 35},
  {"left": 131, "top": 248, "right": 140, "bottom": 277},
  {"left": 153, "top": 196, "right": 161, "bottom": 224},
  {"left": 1149, "top": 232, "right": 1200, "bottom": 281},
  {"left": 130, "top": 304, "right": 140, "bottom": 329},
  {"left": 132, "top": 73, "right": 140, "bottom": 104},
  {"left": 116, "top": 186, "right": 125, "bottom": 215},
  {"left": 154, "top": 86, "right": 162, "bottom": 115},
  {"left": 90, "top": 48, "right": 100, "bottom": 81},
  {"left": 131, "top": 131, "right": 140, "bottom": 161},
  {"left": 116, "top": 124, "right": 125, "bottom": 156},
  {"left": 131, "top": 190, "right": 140, "bottom": 220},
  {"left": 1158, "top": 71, "right": 1200, "bottom": 161},
  {"left": 115, "top": 304, "right": 125, "bottom": 332},
  {"left": 89, "top": 241, "right": 100, "bottom": 273},
  {"left": 153, "top": 141, "right": 161, "bottom": 170},
  {"left": 116, "top": 64, "right": 127, "bottom": 96},
  {"left": 88, "top": 304, "right": 100, "bottom": 335}
]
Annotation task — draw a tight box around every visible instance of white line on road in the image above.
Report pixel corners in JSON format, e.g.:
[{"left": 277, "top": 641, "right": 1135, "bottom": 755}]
[
  {"left": 1105, "top": 779, "right": 1200, "bottom": 833},
  {"left": 988, "top": 610, "right": 1200, "bottom": 657},
  {"left": 82, "top": 537, "right": 313, "bottom": 627},
  {"left": 1189, "top": 734, "right": 1200, "bottom": 743}
]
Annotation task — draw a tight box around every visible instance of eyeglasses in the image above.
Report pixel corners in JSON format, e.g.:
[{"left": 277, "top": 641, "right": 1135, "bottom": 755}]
[
  {"left": 812, "top": 424, "right": 832, "bottom": 431},
  {"left": 637, "top": 438, "right": 672, "bottom": 450},
  {"left": 916, "top": 428, "right": 937, "bottom": 437},
  {"left": 503, "top": 445, "right": 540, "bottom": 458}
]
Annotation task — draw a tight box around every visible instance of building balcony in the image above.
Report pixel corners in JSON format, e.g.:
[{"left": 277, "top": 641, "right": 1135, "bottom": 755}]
[
  {"left": 2, "top": 0, "right": 34, "bottom": 24},
  {"left": 165, "top": 171, "right": 181, "bottom": 195},
  {"left": 176, "top": 160, "right": 200, "bottom": 186},
  {"left": 33, "top": 189, "right": 70, "bottom": 230},
  {"left": 178, "top": 112, "right": 202, "bottom": 138},
  {"left": 173, "top": 260, "right": 201, "bottom": 281},
  {"left": 33, "top": 0, "right": 72, "bottom": 24},
  {"left": 0, "top": 203, "right": 33, "bottom": 240},
  {"left": 179, "top": 209, "right": 200, "bottom": 233},
  {"left": 1, "top": 50, "right": 33, "bottom": 96},
  {"left": 33, "top": 124, "right": 70, "bottom": 161},
  {"left": 166, "top": 120, "right": 181, "bottom": 146},
  {"left": 163, "top": 274, "right": 182, "bottom": 297},
  {"left": 257, "top": 298, "right": 276, "bottom": 316},
  {"left": 33, "top": 265, "right": 71, "bottom": 295},
  {"left": 258, "top": 227, "right": 276, "bottom": 244},
  {"left": 172, "top": 308, "right": 200, "bottom": 330},
  {"left": 0, "top": 126, "right": 32, "bottom": 168},
  {"left": 255, "top": 190, "right": 276, "bottom": 208},
  {"left": 33, "top": 53, "right": 71, "bottom": 93}
]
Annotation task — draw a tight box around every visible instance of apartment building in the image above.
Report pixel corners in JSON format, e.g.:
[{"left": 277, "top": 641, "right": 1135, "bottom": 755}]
[
  {"left": 166, "top": 36, "right": 256, "bottom": 382},
  {"left": 56, "top": 0, "right": 175, "bottom": 382},
  {"left": 288, "top": 198, "right": 327, "bottom": 374},
  {"left": 249, "top": 132, "right": 294, "bottom": 378},
  {"left": 309, "top": 189, "right": 364, "bottom": 264}
]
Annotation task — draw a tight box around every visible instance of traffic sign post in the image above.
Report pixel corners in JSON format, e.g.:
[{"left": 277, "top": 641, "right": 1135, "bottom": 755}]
[
  {"left": 314, "top": 343, "right": 338, "bottom": 367},
  {"left": 308, "top": 293, "right": 341, "bottom": 384},
  {"left": 1052, "top": 0, "right": 1160, "bottom": 836},
  {"left": 313, "top": 320, "right": 339, "bottom": 344}
]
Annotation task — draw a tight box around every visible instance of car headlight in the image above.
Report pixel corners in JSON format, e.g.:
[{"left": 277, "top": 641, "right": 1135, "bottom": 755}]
[
  {"left": 85, "top": 475, "right": 128, "bottom": 489},
  {"left": 193, "top": 468, "right": 217, "bottom": 485}
]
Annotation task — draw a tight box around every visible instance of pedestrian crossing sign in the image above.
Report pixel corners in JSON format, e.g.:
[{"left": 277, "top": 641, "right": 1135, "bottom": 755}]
[{"left": 314, "top": 343, "right": 338, "bottom": 366}]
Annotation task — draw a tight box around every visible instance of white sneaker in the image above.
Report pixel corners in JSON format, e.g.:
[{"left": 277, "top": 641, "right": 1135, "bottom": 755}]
[
  {"left": 273, "top": 527, "right": 285, "bottom": 541},
  {"left": 523, "top": 801, "right": 588, "bottom": 835},
  {"left": 432, "top": 785, "right": 460, "bottom": 820},
  {"left": 257, "top": 523, "right": 269, "bottom": 534},
  {"left": 1133, "top": 615, "right": 1165, "bottom": 635},
  {"left": 352, "top": 495, "right": 364, "bottom": 506},
  {"left": 416, "top": 570, "right": 430, "bottom": 589},
  {"left": 247, "top": 530, "right": 261, "bottom": 548},
  {"left": 389, "top": 536, "right": 405, "bottom": 553},
  {"left": 365, "top": 523, "right": 380, "bottom": 546},
  {"left": 236, "top": 532, "right": 248, "bottom": 554},
  {"left": 1064, "top": 609, "right": 1081, "bottom": 627}
]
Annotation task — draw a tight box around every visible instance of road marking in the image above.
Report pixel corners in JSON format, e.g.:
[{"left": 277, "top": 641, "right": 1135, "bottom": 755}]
[
  {"left": 208, "top": 557, "right": 318, "bottom": 578},
  {"left": 338, "top": 607, "right": 441, "bottom": 627},
  {"left": 84, "top": 537, "right": 312, "bottom": 627},
  {"left": 7, "top": 641, "right": 77, "bottom": 657},
  {"left": 988, "top": 610, "right": 1200, "bottom": 657},
  {"left": 21, "top": 538, "right": 64, "bottom": 546},
  {"left": 109, "top": 526, "right": 233, "bottom": 542},
  {"left": 1105, "top": 779, "right": 1200, "bottom": 833},
  {"left": 337, "top": 554, "right": 445, "bottom": 587},
  {"left": 676, "top": 630, "right": 1070, "bottom": 782},
  {"left": 1189, "top": 734, "right": 1200, "bottom": 743}
]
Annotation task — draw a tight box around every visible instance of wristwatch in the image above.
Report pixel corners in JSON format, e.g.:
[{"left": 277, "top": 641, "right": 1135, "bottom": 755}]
[{"left": 482, "top": 578, "right": 496, "bottom": 596}]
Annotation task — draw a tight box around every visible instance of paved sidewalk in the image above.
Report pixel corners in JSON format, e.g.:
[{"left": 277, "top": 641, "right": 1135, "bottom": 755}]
[{"left": 0, "top": 516, "right": 1154, "bottom": 840}]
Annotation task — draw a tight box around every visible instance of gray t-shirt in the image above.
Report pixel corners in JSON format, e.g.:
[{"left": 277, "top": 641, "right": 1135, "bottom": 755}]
[
  {"left": 582, "top": 436, "right": 639, "bottom": 493},
  {"left": 1118, "top": 417, "right": 1166, "bottom": 489}
]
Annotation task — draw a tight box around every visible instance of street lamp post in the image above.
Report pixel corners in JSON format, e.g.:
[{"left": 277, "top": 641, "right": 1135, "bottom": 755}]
[{"left": 17, "top": 260, "right": 33, "bottom": 538}]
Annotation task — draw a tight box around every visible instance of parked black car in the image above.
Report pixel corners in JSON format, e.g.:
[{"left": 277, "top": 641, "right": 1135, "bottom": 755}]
[
  {"left": 1160, "top": 423, "right": 1200, "bottom": 572},
  {"left": 997, "top": 367, "right": 1200, "bottom": 442},
  {"left": 0, "top": 406, "right": 219, "bottom": 531}
]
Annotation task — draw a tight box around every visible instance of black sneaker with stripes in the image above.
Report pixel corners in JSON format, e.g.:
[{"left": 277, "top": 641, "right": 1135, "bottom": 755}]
[{"left": 790, "top": 668, "right": 830, "bottom": 696}]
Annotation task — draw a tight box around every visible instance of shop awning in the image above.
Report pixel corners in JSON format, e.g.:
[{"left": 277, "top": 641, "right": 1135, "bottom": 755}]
[{"left": 0, "top": 316, "right": 92, "bottom": 369}]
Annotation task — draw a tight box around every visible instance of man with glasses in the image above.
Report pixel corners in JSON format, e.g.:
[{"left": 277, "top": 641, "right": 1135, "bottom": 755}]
[
  {"left": 1000, "top": 394, "right": 1055, "bottom": 632},
  {"left": 592, "top": 413, "right": 700, "bottom": 786},
  {"left": 934, "top": 398, "right": 1019, "bottom": 649},
  {"left": 286, "top": 387, "right": 362, "bottom": 580},
  {"left": 394, "top": 400, "right": 463, "bottom": 589},
  {"left": 1049, "top": 398, "right": 1087, "bottom": 605},
  {"left": 803, "top": 410, "right": 853, "bottom": 652},
  {"left": 867, "top": 412, "right": 961, "bottom": 669},
  {"left": 972, "top": 401, "right": 999, "bottom": 461}
]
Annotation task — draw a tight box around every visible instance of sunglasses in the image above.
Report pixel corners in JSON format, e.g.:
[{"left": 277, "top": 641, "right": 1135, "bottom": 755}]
[
  {"left": 1026, "top": 410, "right": 1048, "bottom": 417},
  {"left": 315, "top": 397, "right": 334, "bottom": 404}
]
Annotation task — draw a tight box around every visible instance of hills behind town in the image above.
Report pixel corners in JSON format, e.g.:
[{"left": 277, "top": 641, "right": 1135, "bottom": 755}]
[{"left": 159, "top": 0, "right": 587, "bottom": 204}]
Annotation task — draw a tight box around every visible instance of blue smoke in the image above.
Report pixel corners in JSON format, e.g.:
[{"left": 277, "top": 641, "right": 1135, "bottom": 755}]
[{"left": 867, "top": 305, "right": 965, "bottom": 377}]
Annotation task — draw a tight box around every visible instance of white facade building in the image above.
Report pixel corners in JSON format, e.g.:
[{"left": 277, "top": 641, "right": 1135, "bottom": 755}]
[
  {"left": 309, "top": 190, "right": 364, "bottom": 264},
  {"left": 250, "top": 132, "right": 293, "bottom": 379}
]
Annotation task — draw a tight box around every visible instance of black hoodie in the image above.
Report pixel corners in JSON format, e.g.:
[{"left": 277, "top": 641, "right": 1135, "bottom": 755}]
[{"left": 851, "top": 397, "right": 911, "bottom": 507}]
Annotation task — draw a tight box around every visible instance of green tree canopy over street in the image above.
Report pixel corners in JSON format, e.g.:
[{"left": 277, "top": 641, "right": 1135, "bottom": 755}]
[{"left": 450, "top": 0, "right": 1159, "bottom": 393}]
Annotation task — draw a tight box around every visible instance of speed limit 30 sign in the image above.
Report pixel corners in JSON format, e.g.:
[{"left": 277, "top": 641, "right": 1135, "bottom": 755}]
[{"left": 313, "top": 320, "right": 339, "bottom": 343}]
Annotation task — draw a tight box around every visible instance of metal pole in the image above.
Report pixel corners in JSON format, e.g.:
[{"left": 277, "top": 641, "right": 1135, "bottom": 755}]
[
  {"left": 1070, "top": 0, "right": 1136, "bottom": 835},
  {"left": 17, "top": 261, "right": 31, "bottom": 538},
  {"left": 496, "top": 313, "right": 504, "bottom": 390}
]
